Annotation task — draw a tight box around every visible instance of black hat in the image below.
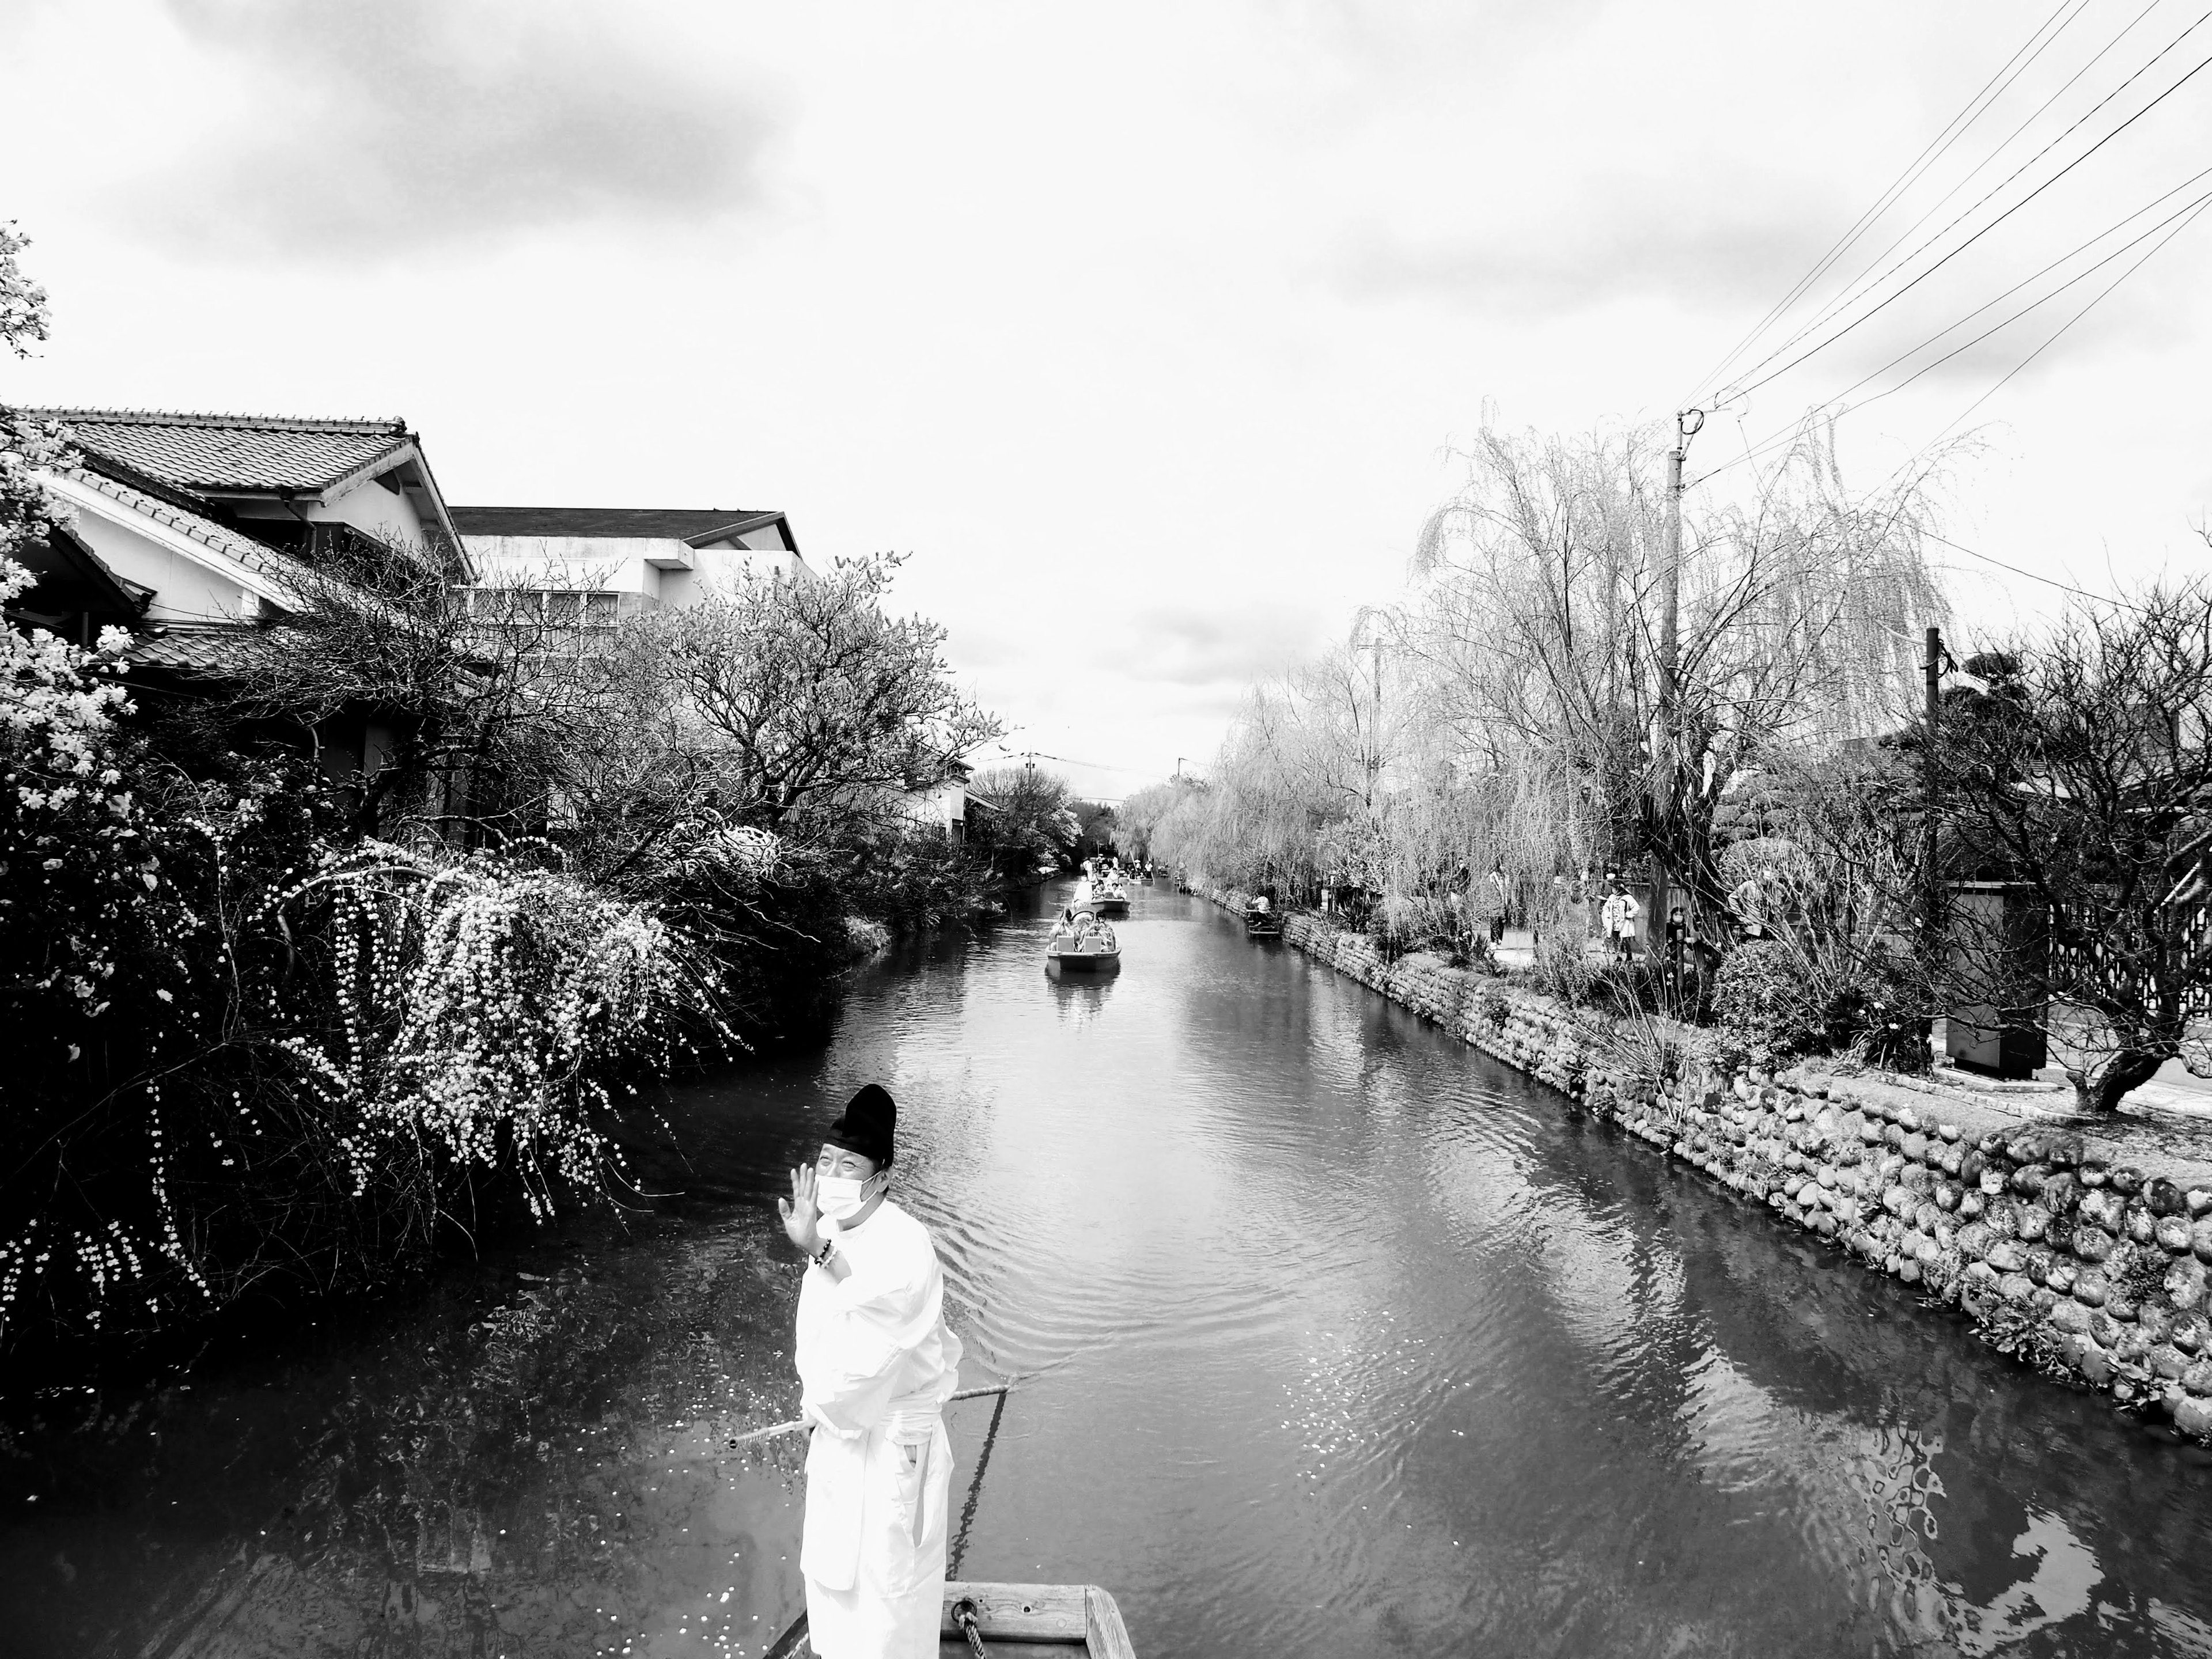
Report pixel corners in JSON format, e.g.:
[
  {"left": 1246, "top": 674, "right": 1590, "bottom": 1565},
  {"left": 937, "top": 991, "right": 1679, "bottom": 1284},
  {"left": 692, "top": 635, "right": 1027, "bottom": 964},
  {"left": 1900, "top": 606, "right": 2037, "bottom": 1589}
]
[{"left": 824, "top": 1084, "right": 896, "bottom": 1168}]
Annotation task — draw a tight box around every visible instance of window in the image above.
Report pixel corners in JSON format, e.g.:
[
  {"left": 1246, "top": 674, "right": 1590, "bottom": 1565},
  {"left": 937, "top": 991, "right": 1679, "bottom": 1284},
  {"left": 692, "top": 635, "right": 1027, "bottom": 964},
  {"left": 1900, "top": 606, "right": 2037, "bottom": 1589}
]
[{"left": 457, "top": 586, "right": 620, "bottom": 628}]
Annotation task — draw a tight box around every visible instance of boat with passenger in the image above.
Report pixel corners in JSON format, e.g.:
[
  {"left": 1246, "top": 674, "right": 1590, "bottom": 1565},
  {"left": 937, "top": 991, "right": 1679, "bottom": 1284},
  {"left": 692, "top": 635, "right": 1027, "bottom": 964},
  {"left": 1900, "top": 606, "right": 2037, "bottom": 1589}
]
[
  {"left": 1244, "top": 894, "right": 1283, "bottom": 938},
  {"left": 1047, "top": 907, "right": 1121, "bottom": 971}
]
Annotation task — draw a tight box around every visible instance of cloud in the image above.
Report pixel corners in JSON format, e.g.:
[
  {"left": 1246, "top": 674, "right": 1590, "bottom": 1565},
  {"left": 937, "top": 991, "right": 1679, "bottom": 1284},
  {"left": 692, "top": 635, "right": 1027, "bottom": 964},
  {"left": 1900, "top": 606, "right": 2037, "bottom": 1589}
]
[
  {"left": 1328, "top": 175, "right": 1847, "bottom": 319},
  {"left": 124, "top": 0, "right": 782, "bottom": 260},
  {"left": 1101, "top": 602, "right": 1328, "bottom": 687}
]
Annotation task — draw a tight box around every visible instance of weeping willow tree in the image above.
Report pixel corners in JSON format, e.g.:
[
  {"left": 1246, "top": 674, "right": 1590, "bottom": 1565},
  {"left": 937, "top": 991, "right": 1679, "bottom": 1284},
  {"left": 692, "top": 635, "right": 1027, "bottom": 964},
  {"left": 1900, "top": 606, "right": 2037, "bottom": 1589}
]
[{"left": 1405, "top": 415, "right": 1948, "bottom": 930}]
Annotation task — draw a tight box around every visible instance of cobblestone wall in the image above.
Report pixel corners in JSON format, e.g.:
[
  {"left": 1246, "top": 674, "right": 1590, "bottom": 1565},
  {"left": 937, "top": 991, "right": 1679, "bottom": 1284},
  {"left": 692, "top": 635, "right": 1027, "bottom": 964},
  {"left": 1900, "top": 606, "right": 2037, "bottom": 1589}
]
[{"left": 1213, "top": 891, "right": 2212, "bottom": 1439}]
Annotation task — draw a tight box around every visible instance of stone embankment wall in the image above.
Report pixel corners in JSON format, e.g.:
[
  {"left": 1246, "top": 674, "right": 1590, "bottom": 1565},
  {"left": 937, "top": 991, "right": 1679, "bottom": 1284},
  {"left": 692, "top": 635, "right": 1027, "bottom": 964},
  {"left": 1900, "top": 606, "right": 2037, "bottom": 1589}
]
[{"left": 1213, "top": 889, "right": 2212, "bottom": 1438}]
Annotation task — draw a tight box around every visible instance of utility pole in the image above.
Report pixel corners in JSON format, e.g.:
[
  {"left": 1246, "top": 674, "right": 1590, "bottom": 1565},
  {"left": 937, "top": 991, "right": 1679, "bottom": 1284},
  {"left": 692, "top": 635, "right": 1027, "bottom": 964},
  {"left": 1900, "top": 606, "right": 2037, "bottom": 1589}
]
[
  {"left": 1355, "top": 608, "right": 1385, "bottom": 814},
  {"left": 1924, "top": 625, "right": 1944, "bottom": 962},
  {"left": 1651, "top": 408, "right": 1703, "bottom": 935}
]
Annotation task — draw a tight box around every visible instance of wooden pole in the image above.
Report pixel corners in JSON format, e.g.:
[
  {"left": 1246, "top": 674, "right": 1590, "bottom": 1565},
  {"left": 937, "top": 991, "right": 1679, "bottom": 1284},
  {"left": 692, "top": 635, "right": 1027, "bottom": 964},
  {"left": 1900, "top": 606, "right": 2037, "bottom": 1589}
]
[{"left": 1925, "top": 624, "right": 1944, "bottom": 966}]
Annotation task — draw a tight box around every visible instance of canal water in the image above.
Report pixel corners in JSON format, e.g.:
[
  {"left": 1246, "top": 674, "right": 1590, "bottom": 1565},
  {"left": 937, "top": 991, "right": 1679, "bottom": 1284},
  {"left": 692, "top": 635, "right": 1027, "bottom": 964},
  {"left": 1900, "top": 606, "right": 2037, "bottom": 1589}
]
[{"left": 6, "top": 882, "right": 2212, "bottom": 1657}]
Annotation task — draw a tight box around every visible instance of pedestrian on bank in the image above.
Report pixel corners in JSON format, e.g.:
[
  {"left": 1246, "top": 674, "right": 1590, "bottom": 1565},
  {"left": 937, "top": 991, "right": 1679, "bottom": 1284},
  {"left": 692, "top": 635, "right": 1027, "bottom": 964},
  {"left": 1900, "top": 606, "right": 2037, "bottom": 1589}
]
[
  {"left": 779, "top": 1085, "right": 964, "bottom": 1659},
  {"left": 1600, "top": 877, "right": 1641, "bottom": 962},
  {"left": 1483, "top": 861, "right": 1509, "bottom": 946},
  {"left": 1551, "top": 872, "right": 1588, "bottom": 957},
  {"left": 1663, "top": 904, "right": 1691, "bottom": 998}
]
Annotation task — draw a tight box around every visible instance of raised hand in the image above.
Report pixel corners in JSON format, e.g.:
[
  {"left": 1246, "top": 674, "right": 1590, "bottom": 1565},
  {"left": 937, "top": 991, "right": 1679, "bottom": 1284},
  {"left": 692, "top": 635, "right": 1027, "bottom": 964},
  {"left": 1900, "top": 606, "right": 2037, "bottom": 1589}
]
[{"left": 778, "top": 1164, "right": 821, "bottom": 1253}]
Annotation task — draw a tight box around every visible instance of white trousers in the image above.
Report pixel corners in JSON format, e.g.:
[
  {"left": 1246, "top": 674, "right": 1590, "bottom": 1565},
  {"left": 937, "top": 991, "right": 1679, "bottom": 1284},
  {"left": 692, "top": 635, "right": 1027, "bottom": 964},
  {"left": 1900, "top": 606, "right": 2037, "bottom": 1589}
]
[{"left": 803, "top": 1418, "right": 953, "bottom": 1659}]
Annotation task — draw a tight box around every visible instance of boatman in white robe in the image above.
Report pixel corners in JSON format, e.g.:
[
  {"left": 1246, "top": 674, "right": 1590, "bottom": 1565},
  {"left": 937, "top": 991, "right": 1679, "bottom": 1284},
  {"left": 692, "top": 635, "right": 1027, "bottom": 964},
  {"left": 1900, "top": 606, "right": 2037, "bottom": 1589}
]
[{"left": 778, "top": 1084, "right": 963, "bottom": 1659}]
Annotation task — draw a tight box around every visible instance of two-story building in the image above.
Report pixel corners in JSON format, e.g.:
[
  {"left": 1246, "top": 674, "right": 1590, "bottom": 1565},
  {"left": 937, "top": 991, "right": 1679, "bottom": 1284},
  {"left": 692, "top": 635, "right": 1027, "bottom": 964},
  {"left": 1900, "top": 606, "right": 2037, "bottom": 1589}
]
[{"left": 451, "top": 505, "right": 809, "bottom": 627}]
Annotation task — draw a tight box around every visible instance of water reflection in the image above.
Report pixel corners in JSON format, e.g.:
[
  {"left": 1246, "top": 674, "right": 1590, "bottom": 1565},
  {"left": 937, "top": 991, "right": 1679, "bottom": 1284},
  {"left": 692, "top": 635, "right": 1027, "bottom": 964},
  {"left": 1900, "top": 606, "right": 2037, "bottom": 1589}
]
[
  {"left": 1044, "top": 962, "right": 1118, "bottom": 1024},
  {"left": 5, "top": 883, "right": 2212, "bottom": 1657}
]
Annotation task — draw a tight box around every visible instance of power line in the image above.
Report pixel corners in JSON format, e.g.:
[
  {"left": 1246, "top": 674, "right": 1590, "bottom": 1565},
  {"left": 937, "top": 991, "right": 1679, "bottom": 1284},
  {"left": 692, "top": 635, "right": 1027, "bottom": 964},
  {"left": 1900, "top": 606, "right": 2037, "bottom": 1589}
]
[
  {"left": 1696, "top": 169, "right": 2212, "bottom": 485},
  {"left": 1918, "top": 185, "right": 2212, "bottom": 449},
  {"left": 1685, "top": 0, "right": 2095, "bottom": 408},
  {"left": 990, "top": 747, "right": 1166, "bottom": 778},
  {"left": 1720, "top": 6, "right": 2212, "bottom": 399},
  {"left": 1923, "top": 528, "right": 2151, "bottom": 611},
  {"left": 1696, "top": 0, "right": 2164, "bottom": 408},
  {"left": 1719, "top": 13, "right": 2212, "bottom": 405}
]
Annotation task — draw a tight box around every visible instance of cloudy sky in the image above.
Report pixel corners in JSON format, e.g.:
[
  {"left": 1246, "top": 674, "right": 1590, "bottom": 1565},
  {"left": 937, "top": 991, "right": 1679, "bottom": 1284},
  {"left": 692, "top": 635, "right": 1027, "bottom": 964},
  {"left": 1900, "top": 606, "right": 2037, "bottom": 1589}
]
[{"left": 4, "top": 0, "right": 2209, "bottom": 802}]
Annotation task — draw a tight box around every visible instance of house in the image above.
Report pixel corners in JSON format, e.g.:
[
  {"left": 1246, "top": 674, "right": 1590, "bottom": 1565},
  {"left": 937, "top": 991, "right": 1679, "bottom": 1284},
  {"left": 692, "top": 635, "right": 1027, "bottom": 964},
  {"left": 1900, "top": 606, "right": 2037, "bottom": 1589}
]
[
  {"left": 10, "top": 406, "right": 463, "bottom": 639},
  {"left": 900, "top": 778, "right": 1003, "bottom": 846},
  {"left": 6, "top": 407, "right": 469, "bottom": 785},
  {"left": 451, "top": 506, "right": 809, "bottom": 624}
]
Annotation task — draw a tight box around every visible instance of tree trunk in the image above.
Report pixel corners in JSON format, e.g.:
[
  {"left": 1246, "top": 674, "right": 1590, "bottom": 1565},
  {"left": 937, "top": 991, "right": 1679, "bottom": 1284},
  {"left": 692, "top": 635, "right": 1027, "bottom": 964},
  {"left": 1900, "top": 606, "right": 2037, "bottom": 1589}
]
[{"left": 2074, "top": 1048, "right": 2169, "bottom": 1115}]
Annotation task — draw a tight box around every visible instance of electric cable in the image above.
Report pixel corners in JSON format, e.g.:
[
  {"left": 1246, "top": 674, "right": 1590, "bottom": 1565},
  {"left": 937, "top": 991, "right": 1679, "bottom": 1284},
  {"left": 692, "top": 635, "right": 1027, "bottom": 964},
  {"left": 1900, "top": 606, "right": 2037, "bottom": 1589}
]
[
  {"left": 1697, "top": 171, "right": 2212, "bottom": 484},
  {"left": 1695, "top": 0, "right": 2166, "bottom": 409},
  {"left": 1685, "top": 0, "right": 2096, "bottom": 407},
  {"left": 1718, "top": 12, "right": 2212, "bottom": 404},
  {"left": 1923, "top": 528, "right": 2152, "bottom": 609},
  {"left": 992, "top": 746, "right": 1166, "bottom": 777},
  {"left": 1916, "top": 186, "right": 2212, "bottom": 450}
]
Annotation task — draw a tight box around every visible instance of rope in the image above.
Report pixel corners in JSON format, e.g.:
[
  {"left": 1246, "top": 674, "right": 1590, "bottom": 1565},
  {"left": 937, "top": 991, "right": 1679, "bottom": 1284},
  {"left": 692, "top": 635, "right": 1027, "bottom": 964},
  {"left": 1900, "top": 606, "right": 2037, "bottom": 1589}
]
[
  {"left": 952, "top": 1598, "right": 991, "bottom": 1659},
  {"left": 947, "top": 1383, "right": 1010, "bottom": 1579}
]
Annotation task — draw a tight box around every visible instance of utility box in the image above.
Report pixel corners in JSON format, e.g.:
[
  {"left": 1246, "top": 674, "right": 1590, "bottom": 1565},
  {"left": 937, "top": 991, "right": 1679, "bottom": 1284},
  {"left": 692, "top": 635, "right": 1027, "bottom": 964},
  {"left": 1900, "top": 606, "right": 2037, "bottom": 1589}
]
[{"left": 1945, "top": 882, "right": 2048, "bottom": 1080}]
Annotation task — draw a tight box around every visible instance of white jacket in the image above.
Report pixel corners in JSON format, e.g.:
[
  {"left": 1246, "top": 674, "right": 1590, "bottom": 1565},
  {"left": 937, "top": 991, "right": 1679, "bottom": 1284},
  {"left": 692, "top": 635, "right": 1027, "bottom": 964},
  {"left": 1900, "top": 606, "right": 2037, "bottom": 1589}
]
[
  {"left": 796, "top": 1199, "right": 964, "bottom": 1657},
  {"left": 1600, "top": 891, "right": 1641, "bottom": 937}
]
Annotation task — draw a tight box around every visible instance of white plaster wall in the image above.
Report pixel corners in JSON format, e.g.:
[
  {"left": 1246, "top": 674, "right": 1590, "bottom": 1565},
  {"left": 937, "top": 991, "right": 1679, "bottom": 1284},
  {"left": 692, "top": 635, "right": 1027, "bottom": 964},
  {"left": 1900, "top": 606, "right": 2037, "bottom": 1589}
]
[
  {"left": 229, "top": 470, "right": 431, "bottom": 550},
  {"left": 461, "top": 538, "right": 657, "bottom": 596},
  {"left": 454, "top": 537, "right": 808, "bottom": 608},
  {"left": 62, "top": 498, "right": 266, "bottom": 624},
  {"left": 316, "top": 472, "right": 428, "bottom": 546}
]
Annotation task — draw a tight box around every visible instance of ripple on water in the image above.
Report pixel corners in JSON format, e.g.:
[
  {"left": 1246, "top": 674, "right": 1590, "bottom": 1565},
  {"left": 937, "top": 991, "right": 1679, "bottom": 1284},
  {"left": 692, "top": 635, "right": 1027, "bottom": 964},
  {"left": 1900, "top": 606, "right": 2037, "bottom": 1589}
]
[{"left": 9, "top": 888, "right": 2212, "bottom": 1658}]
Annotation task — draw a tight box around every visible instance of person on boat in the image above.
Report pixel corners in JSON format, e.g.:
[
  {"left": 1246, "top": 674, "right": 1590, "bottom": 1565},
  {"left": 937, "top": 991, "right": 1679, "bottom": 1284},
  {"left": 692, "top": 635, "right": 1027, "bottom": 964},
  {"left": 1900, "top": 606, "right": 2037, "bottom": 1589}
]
[{"left": 778, "top": 1085, "right": 963, "bottom": 1659}]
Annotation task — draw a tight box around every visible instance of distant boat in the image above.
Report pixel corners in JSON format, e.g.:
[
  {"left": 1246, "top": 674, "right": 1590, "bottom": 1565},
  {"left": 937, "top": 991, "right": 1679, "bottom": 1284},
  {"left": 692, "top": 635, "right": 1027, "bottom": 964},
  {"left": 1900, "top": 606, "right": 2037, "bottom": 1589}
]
[
  {"left": 1245, "top": 905, "right": 1283, "bottom": 938},
  {"left": 1092, "top": 875, "right": 1130, "bottom": 915}
]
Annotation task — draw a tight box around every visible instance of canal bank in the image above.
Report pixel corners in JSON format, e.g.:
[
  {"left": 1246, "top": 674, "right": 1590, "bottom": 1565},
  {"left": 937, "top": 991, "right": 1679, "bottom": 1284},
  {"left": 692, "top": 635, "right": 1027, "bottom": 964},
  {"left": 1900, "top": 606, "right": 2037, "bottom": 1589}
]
[
  {"left": 8, "top": 881, "right": 2212, "bottom": 1659},
  {"left": 1212, "top": 888, "right": 2212, "bottom": 1444}
]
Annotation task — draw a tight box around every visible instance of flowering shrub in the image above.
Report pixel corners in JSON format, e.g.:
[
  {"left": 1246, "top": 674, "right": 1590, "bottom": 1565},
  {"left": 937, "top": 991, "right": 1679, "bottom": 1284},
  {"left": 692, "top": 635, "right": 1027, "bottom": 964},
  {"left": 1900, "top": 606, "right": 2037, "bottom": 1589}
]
[
  {"left": 0, "top": 555, "right": 200, "bottom": 1343},
  {"left": 3, "top": 546, "right": 735, "bottom": 1357},
  {"left": 1, "top": 225, "right": 73, "bottom": 566},
  {"left": 1, "top": 558, "right": 147, "bottom": 1029},
  {"left": 274, "top": 844, "right": 726, "bottom": 1221}
]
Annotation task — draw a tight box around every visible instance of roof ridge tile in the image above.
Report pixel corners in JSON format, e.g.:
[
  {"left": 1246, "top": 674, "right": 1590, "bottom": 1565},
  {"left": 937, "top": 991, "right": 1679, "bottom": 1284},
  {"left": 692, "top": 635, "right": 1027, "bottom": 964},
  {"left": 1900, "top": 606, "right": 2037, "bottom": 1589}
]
[
  {"left": 24, "top": 407, "right": 409, "bottom": 435},
  {"left": 63, "top": 467, "right": 311, "bottom": 592}
]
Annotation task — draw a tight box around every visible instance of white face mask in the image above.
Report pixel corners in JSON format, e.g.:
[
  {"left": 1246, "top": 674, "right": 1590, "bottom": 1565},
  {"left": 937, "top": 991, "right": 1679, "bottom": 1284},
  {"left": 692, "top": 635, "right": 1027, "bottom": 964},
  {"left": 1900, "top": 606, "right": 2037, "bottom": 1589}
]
[{"left": 816, "top": 1172, "right": 878, "bottom": 1222}]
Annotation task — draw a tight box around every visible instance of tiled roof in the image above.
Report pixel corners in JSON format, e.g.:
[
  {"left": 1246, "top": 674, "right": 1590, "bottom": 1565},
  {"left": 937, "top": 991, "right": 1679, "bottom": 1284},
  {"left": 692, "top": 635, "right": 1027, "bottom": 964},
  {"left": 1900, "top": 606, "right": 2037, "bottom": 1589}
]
[
  {"left": 25, "top": 408, "right": 414, "bottom": 495},
  {"left": 123, "top": 623, "right": 272, "bottom": 677},
  {"left": 451, "top": 506, "right": 782, "bottom": 542},
  {"left": 60, "top": 467, "right": 314, "bottom": 595}
]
